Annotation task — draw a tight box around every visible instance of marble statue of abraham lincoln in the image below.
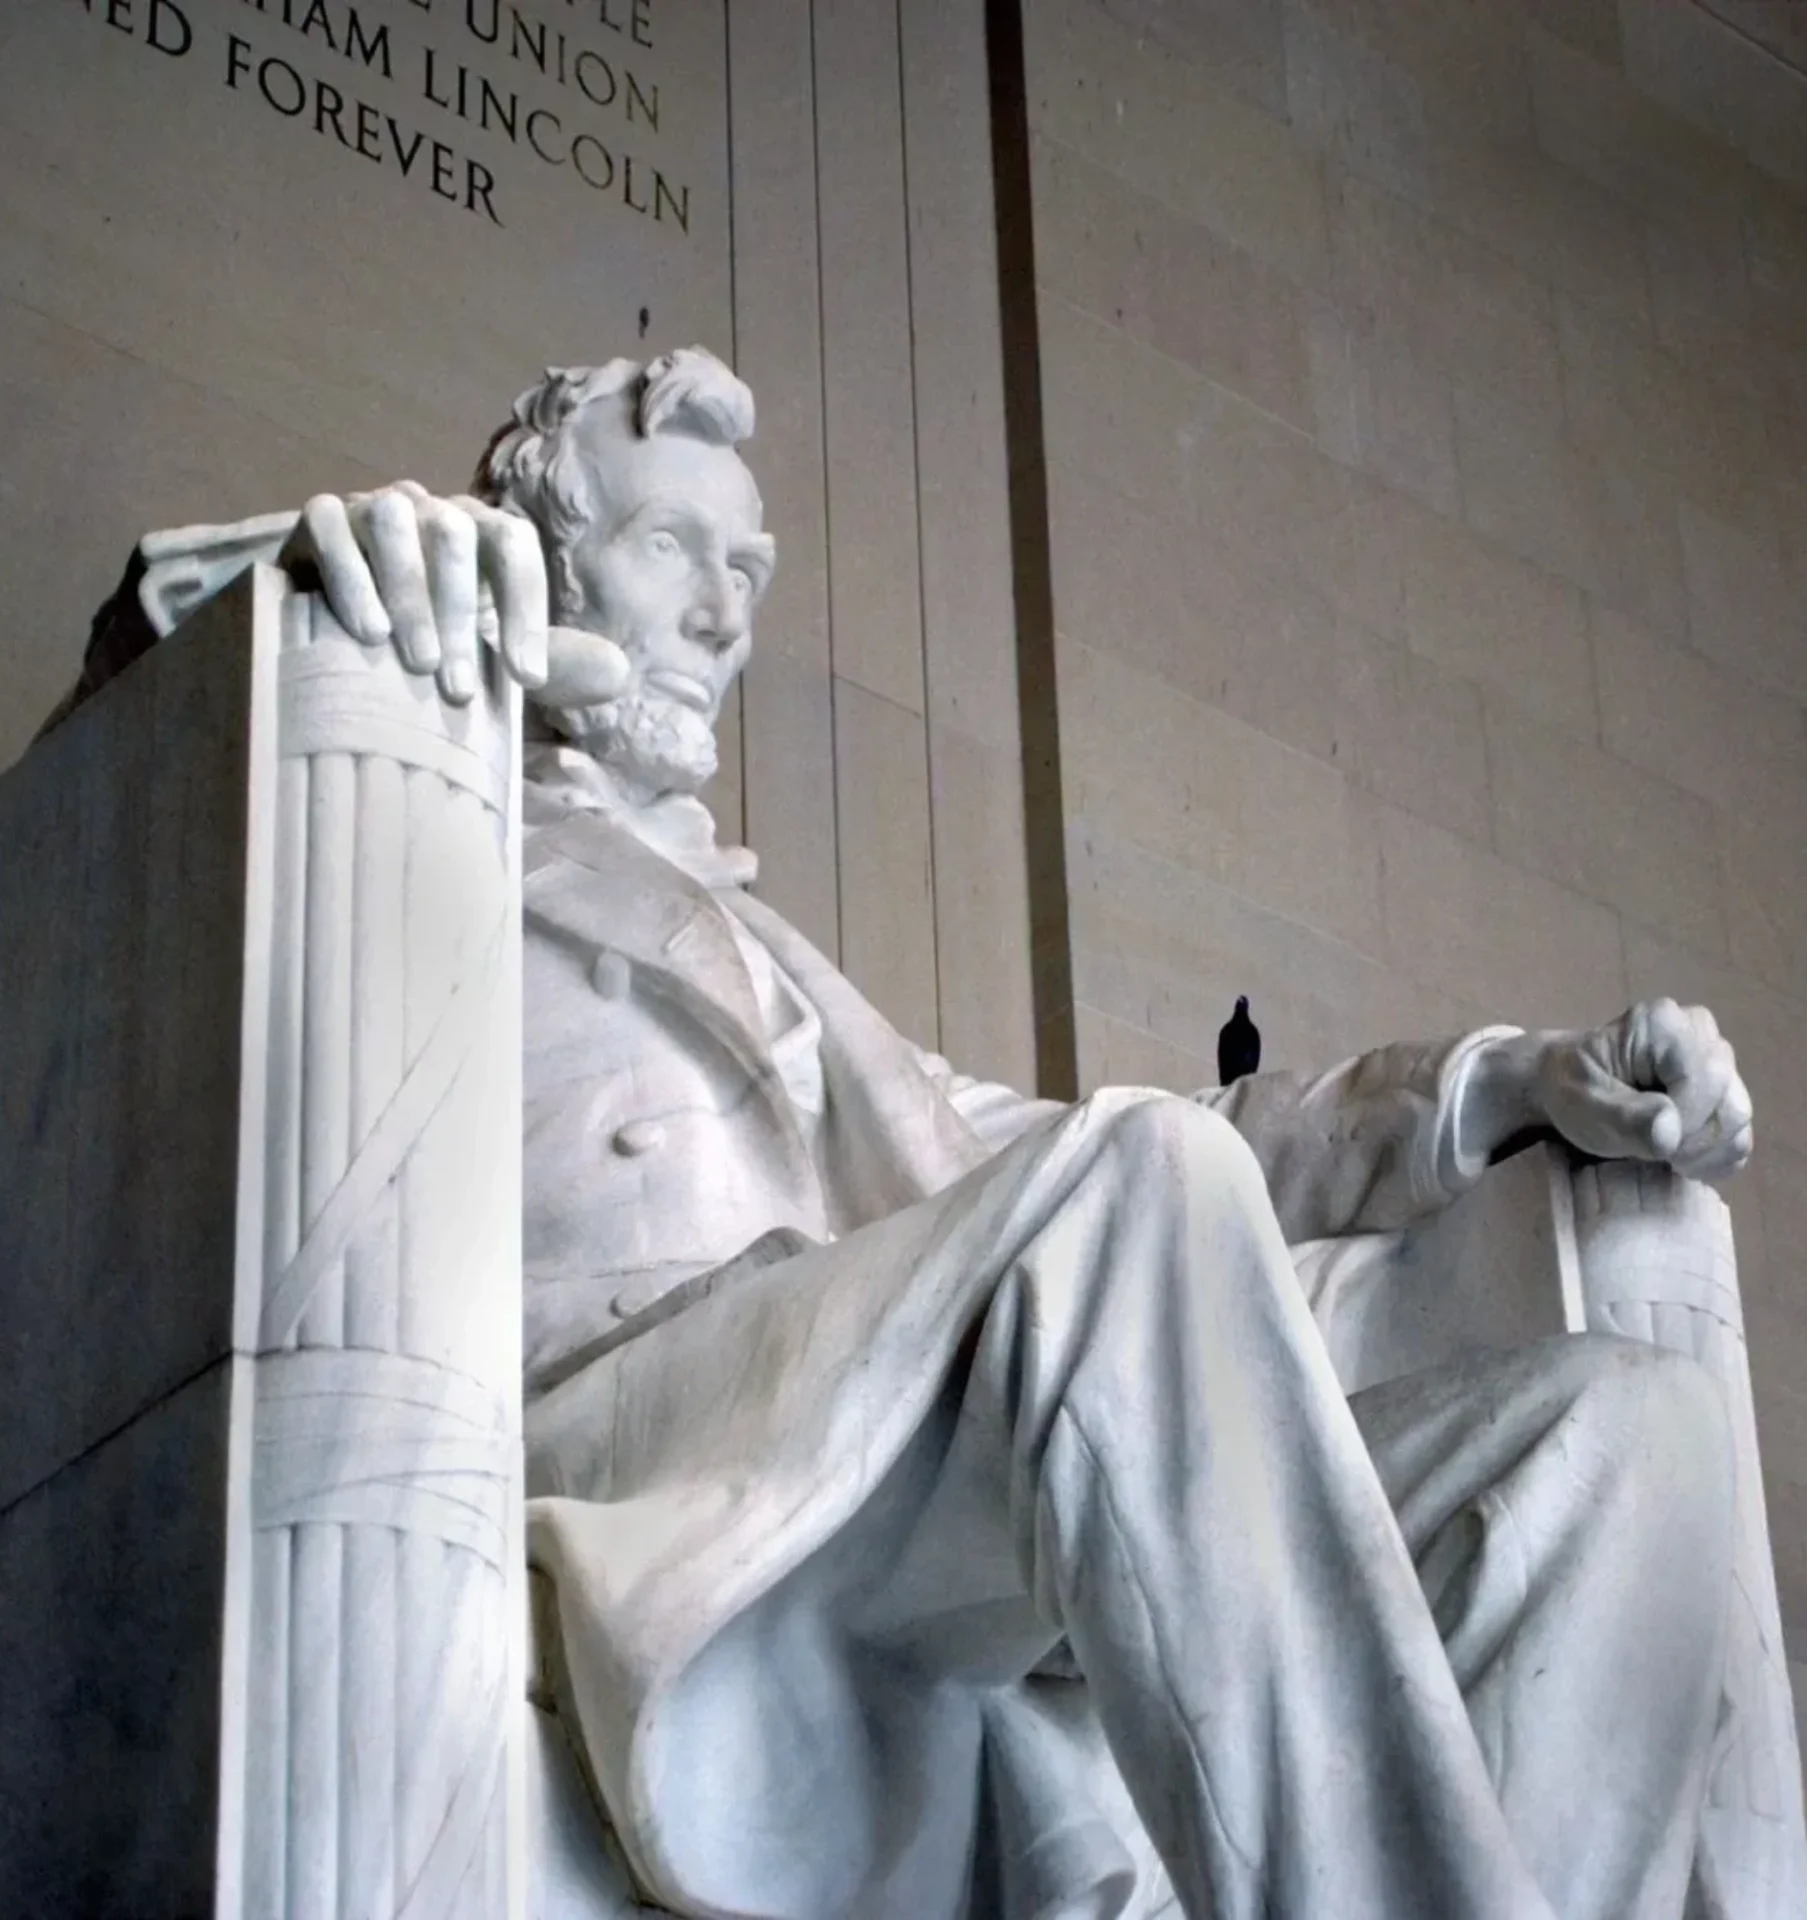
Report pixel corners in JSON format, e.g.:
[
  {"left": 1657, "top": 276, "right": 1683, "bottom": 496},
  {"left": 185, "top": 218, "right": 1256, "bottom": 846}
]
[{"left": 57, "top": 345, "right": 1795, "bottom": 1920}]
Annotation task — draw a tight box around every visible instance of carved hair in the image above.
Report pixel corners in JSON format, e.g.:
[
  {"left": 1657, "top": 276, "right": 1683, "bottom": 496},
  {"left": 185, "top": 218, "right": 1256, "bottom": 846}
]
[{"left": 473, "top": 349, "right": 756, "bottom": 606}]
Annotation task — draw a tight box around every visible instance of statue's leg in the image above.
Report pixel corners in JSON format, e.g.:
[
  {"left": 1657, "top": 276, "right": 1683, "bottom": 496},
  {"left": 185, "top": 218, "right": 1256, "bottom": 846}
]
[
  {"left": 919, "top": 1091, "right": 1559, "bottom": 1920},
  {"left": 531, "top": 1089, "right": 1577, "bottom": 1918},
  {"left": 1351, "top": 1333, "right": 1735, "bottom": 1920}
]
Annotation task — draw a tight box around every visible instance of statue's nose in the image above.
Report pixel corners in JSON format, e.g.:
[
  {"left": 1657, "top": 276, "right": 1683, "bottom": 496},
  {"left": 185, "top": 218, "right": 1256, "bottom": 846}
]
[{"left": 684, "top": 571, "right": 746, "bottom": 651}]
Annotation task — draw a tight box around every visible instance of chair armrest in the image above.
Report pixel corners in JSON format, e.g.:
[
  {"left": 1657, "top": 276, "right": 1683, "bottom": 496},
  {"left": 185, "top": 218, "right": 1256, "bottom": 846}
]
[
  {"left": 1294, "top": 1140, "right": 1580, "bottom": 1397},
  {"left": 1564, "top": 1158, "right": 1805, "bottom": 1918},
  {"left": 1293, "top": 1144, "right": 1805, "bottom": 1916}
]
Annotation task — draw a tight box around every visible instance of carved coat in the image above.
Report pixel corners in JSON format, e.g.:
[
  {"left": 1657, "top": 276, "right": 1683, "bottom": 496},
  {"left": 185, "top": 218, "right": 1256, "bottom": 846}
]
[{"left": 517, "top": 771, "right": 1504, "bottom": 1917}]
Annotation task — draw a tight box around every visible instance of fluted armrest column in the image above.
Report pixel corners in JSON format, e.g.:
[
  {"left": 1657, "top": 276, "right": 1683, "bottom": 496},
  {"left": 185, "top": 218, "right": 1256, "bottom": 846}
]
[
  {"left": 1565, "top": 1160, "right": 1806, "bottom": 1920},
  {"left": 241, "top": 570, "right": 525, "bottom": 1919},
  {"left": 0, "top": 564, "right": 525, "bottom": 1920}
]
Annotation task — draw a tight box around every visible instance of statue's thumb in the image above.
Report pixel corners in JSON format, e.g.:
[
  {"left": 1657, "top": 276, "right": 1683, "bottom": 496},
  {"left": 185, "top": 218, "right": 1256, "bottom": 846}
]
[
  {"left": 543, "top": 626, "right": 632, "bottom": 705},
  {"left": 1623, "top": 1090, "right": 1683, "bottom": 1158},
  {"left": 1560, "top": 1073, "right": 1682, "bottom": 1159}
]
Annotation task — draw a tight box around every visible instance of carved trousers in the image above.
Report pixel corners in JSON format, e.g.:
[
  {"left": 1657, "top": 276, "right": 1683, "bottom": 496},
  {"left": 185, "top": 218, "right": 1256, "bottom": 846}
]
[
  {"left": 530, "top": 1090, "right": 1737, "bottom": 1919},
  {"left": 845, "top": 1092, "right": 1737, "bottom": 1918}
]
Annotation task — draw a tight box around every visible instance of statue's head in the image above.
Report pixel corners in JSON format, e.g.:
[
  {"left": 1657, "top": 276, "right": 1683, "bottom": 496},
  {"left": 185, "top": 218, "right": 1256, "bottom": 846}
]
[{"left": 477, "top": 348, "right": 774, "bottom": 795}]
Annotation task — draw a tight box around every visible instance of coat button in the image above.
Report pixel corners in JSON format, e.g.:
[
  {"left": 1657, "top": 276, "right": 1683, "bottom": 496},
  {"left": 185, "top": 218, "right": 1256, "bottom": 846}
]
[
  {"left": 590, "top": 951, "right": 631, "bottom": 998},
  {"left": 612, "top": 1120, "right": 665, "bottom": 1157}
]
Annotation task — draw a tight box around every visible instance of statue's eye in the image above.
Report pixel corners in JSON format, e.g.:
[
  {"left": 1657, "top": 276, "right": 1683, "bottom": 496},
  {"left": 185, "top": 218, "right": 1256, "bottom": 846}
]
[
  {"left": 729, "top": 567, "right": 753, "bottom": 596},
  {"left": 647, "top": 530, "right": 682, "bottom": 559}
]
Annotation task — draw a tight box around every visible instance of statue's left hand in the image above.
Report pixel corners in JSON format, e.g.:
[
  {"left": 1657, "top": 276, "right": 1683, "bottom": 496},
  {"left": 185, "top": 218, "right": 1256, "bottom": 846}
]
[{"left": 1537, "top": 999, "right": 1753, "bottom": 1182}]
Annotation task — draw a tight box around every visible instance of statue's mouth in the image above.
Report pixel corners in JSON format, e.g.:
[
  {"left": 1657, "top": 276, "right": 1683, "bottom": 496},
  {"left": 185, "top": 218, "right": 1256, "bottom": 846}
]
[{"left": 645, "top": 669, "right": 713, "bottom": 713}]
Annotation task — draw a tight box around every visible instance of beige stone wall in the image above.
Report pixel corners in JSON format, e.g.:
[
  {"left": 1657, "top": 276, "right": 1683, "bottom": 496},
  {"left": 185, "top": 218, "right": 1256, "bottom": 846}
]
[
  {"left": 0, "top": 0, "right": 1035, "bottom": 1088},
  {"left": 722, "top": 0, "right": 1035, "bottom": 1089},
  {"left": 0, "top": 0, "right": 732, "bottom": 759},
  {"left": 1022, "top": 0, "right": 1807, "bottom": 1642}
]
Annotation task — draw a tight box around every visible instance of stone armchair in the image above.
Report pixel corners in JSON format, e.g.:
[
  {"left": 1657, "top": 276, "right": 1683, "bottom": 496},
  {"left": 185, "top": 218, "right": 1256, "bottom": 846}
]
[
  {"left": 1, "top": 572, "right": 523, "bottom": 1919},
  {"left": 1, "top": 574, "right": 1800, "bottom": 1919},
  {"left": 1302, "top": 1140, "right": 1804, "bottom": 1919}
]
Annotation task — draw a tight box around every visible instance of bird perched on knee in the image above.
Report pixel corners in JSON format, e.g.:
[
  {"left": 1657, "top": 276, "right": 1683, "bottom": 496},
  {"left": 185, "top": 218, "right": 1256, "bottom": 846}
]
[{"left": 1217, "top": 996, "right": 1261, "bottom": 1085}]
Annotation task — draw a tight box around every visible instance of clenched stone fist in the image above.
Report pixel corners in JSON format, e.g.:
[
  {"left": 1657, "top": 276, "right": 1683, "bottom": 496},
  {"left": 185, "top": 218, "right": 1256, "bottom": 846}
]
[
  {"left": 1536, "top": 999, "right": 1752, "bottom": 1182},
  {"left": 1462, "top": 1000, "right": 1753, "bottom": 1183}
]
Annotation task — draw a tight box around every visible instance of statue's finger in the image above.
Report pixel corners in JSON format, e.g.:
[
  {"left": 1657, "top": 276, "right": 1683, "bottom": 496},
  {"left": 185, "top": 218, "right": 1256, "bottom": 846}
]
[
  {"left": 294, "top": 494, "right": 390, "bottom": 645},
  {"left": 1708, "top": 1071, "right": 1754, "bottom": 1145},
  {"left": 1668, "top": 1064, "right": 1752, "bottom": 1179},
  {"left": 420, "top": 500, "right": 481, "bottom": 704},
  {"left": 1677, "top": 1120, "right": 1754, "bottom": 1184},
  {"left": 353, "top": 489, "right": 440, "bottom": 673},
  {"left": 470, "top": 503, "right": 549, "bottom": 689},
  {"left": 1631, "top": 1089, "right": 1683, "bottom": 1159},
  {"left": 1554, "top": 1063, "right": 1681, "bottom": 1161},
  {"left": 1639, "top": 996, "right": 1693, "bottom": 1087},
  {"left": 1669, "top": 1030, "right": 1737, "bottom": 1141},
  {"left": 544, "top": 625, "right": 632, "bottom": 704}
]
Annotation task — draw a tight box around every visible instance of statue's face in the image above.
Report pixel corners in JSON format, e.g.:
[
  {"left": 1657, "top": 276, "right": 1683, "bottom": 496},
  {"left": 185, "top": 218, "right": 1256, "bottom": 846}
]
[{"left": 550, "top": 408, "right": 775, "bottom": 795}]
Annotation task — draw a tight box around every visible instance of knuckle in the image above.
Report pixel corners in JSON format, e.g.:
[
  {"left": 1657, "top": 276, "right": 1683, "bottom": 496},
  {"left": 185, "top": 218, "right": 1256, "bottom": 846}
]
[
  {"left": 365, "top": 488, "right": 417, "bottom": 535},
  {"left": 429, "top": 503, "right": 479, "bottom": 561},
  {"left": 494, "top": 513, "right": 542, "bottom": 566}
]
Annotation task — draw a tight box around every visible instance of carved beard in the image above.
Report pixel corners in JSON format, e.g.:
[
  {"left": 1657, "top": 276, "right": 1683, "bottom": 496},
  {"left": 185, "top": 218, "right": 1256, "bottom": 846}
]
[
  {"left": 561, "top": 687, "right": 719, "bottom": 796},
  {"left": 542, "top": 560, "right": 720, "bottom": 795}
]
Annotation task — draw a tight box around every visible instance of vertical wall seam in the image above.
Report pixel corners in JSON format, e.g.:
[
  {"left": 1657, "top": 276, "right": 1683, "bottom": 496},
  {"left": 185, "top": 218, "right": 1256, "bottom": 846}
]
[
  {"left": 893, "top": 0, "right": 945, "bottom": 1054},
  {"left": 984, "top": 0, "right": 1078, "bottom": 1099},
  {"left": 720, "top": 0, "right": 749, "bottom": 849},
  {"left": 807, "top": 0, "right": 847, "bottom": 967}
]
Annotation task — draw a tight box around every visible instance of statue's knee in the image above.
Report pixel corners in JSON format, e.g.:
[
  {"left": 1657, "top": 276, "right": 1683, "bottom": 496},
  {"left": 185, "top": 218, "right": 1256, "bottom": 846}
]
[
  {"left": 1101, "top": 1092, "right": 1268, "bottom": 1206},
  {"left": 1566, "top": 1334, "right": 1733, "bottom": 1501}
]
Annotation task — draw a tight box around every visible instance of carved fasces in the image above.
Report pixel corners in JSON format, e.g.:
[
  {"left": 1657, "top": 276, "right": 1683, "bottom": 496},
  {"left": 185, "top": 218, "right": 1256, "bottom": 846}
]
[
  {"left": 1570, "top": 1160, "right": 1807, "bottom": 1920},
  {"left": 241, "top": 578, "right": 524, "bottom": 1919}
]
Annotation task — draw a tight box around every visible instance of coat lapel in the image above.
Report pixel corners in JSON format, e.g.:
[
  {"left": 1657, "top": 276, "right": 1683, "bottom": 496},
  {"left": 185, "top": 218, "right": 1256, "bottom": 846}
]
[
  {"left": 525, "top": 814, "right": 767, "bottom": 1049},
  {"left": 524, "top": 812, "right": 993, "bottom": 1228},
  {"left": 725, "top": 889, "right": 993, "bottom": 1223},
  {"left": 524, "top": 816, "right": 819, "bottom": 1188}
]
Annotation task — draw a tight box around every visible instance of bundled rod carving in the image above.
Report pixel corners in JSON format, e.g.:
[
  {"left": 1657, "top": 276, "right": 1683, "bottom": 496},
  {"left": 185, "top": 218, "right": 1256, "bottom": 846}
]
[{"left": 243, "top": 586, "right": 522, "bottom": 1920}]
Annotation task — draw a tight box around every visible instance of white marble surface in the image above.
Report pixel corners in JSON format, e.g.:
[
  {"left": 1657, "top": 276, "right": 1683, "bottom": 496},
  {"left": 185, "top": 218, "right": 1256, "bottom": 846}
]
[
  {"left": 19, "top": 346, "right": 1803, "bottom": 1916},
  {"left": 235, "top": 577, "right": 525, "bottom": 1919}
]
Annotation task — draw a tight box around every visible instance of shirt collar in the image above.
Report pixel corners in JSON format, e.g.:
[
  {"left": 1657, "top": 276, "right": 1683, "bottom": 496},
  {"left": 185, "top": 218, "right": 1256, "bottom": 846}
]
[{"left": 521, "top": 741, "right": 759, "bottom": 893}]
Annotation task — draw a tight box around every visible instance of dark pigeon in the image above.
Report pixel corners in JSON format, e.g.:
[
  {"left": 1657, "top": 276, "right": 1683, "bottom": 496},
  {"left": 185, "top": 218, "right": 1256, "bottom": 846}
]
[{"left": 1216, "top": 996, "right": 1261, "bottom": 1086}]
